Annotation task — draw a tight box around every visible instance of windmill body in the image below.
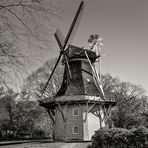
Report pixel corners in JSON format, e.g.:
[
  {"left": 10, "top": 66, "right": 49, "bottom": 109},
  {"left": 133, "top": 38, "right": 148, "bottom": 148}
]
[
  {"left": 40, "top": 45, "right": 115, "bottom": 141},
  {"left": 39, "top": 1, "right": 115, "bottom": 142}
]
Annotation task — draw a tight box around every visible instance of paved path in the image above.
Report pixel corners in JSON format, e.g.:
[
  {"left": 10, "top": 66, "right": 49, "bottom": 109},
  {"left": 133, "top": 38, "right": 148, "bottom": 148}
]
[{"left": 0, "top": 142, "right": 90, "bottom": 148}]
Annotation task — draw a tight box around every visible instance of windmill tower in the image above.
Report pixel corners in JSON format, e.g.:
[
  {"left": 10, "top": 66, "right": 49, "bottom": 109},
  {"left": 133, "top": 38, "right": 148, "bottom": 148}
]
[{"left": 39, "top": 1, "right": 115, "bottom": 141}]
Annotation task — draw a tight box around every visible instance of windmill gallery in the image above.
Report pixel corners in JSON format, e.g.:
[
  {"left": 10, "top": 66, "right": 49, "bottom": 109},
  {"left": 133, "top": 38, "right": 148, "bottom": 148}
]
[{"left": 39, "top": 1, "right": 115, "bottom": 142}]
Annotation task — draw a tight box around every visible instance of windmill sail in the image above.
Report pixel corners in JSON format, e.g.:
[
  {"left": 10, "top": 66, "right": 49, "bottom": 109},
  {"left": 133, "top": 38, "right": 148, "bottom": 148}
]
[
  {"left": 42, "top": 1, "right": 84, "bottom": 96},
  {"left": 63, "top": 1, "right": 84, "bottom": 49},
  {"left": 84, "top": 50, "right": 105, "bottom": 98},
  {"left": 93, "top": 66, "right": 105, "bottom": 97},
  {"left": 54, "top": 1, "right": 84, "bottom": 51},
  {"left": 54, "top": 28, "right": 65, "bottom": 50},
  {"left": 42, "top": 53, "right": 62, "bottom": 95}
]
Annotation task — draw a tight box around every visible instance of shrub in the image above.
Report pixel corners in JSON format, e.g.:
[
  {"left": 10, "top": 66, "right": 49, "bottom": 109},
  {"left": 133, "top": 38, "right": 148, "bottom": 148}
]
[
  {"left": 130, "top": 126, "right": 148, "bottom": 147},
  {"left": 88, "top": 126, "right": 148, "bottom": 148}
]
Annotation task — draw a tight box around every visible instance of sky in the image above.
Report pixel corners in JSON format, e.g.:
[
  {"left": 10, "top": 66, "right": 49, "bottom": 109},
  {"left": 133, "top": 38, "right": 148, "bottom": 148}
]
[{"left": 49, "top": 0, "right": 148, "bottom": 94}]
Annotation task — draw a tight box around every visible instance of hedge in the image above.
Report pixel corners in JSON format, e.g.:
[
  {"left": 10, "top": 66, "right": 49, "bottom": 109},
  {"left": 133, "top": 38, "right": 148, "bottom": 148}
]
[{"left": 88, "top": 126, "right": 148, "bottom": 148}]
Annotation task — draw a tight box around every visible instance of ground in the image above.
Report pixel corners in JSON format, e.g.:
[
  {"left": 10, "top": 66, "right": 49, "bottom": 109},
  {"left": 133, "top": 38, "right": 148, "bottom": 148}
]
[{"left": 0, "top": 142, "right": 90, "bottom": 148}]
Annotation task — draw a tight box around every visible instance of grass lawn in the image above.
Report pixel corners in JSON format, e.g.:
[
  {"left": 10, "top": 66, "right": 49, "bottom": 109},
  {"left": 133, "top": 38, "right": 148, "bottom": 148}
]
[{"left": 0, "top": 142, "right": 90, "bottom": 148}]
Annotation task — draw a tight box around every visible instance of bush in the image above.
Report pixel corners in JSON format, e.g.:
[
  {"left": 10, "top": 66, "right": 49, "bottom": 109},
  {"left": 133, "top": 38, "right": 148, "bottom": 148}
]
[
  {"left": 88, "top": 126, "right": 148, "bottom": 148},
  {"left": 130, "top": 126, "right": 148, "bottom": 147}
]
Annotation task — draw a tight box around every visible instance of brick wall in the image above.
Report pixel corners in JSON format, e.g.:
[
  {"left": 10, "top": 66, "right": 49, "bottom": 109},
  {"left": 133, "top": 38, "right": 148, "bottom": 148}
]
[
  {"left": 66, "top": 104, "right": 83, "bottom": 141},
  {"left": 54, "top": 103, "right": 83, "bottom": 141},
  {"left": 54, "top": 106, "right": 65, "bottom": 140},
  {"left": 54, "top": 101, "right": 106, "bottom": 141}
]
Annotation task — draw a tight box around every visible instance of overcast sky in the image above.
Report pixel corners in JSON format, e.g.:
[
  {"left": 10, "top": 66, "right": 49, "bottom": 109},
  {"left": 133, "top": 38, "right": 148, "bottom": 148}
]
[{"left": 50, "top": 0, "right": 148, "bottom": 94}]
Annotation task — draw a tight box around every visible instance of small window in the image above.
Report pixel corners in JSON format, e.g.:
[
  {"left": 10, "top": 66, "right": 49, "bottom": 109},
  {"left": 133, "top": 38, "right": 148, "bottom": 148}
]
[
  {"left": 87, "top": 78, "right": 90, "bottom": 83},
  {"left": 73, "top": 126, "right": 78, "bottom": 134},
  {"left": 73, "top": 108, "right": 78, "bottom": 116}
]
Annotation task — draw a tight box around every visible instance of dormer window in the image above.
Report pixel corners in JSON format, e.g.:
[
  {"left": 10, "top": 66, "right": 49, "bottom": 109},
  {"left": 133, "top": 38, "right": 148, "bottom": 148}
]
[{"left": 73, "top": 108, "right": 78, "bottom": 116}]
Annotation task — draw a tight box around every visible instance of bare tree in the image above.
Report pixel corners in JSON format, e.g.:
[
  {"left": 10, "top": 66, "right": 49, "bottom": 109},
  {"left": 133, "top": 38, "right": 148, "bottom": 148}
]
[
  {"left": 0, "top": 0, "right": 63, "bottom": 87},
  {"left": 21, "top": 58, "right": 64, "bottom": 101}
]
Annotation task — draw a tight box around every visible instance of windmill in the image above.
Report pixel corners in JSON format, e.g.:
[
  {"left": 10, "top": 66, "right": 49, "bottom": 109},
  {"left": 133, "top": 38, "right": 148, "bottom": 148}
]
[{"left": 39, "top": 1, "right": 115, "bottom": 142}]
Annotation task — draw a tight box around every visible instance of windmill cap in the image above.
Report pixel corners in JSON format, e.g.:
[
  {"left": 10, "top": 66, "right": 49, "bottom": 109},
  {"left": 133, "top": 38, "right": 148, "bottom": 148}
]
[{"left": 65, "top": 45, "right": 97, "bottom": 62}]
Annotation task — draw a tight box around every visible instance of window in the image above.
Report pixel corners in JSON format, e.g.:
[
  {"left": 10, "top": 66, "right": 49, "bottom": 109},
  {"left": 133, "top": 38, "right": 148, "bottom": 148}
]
[
  {"left": 87, "top": 78, "right": 90, "bottom": 83},
  {"left": 73, "top": 126, "right": 78, "bottom": 134},
  {"left": 73, "top": 108, "right": 78, "bottom": 116}
]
